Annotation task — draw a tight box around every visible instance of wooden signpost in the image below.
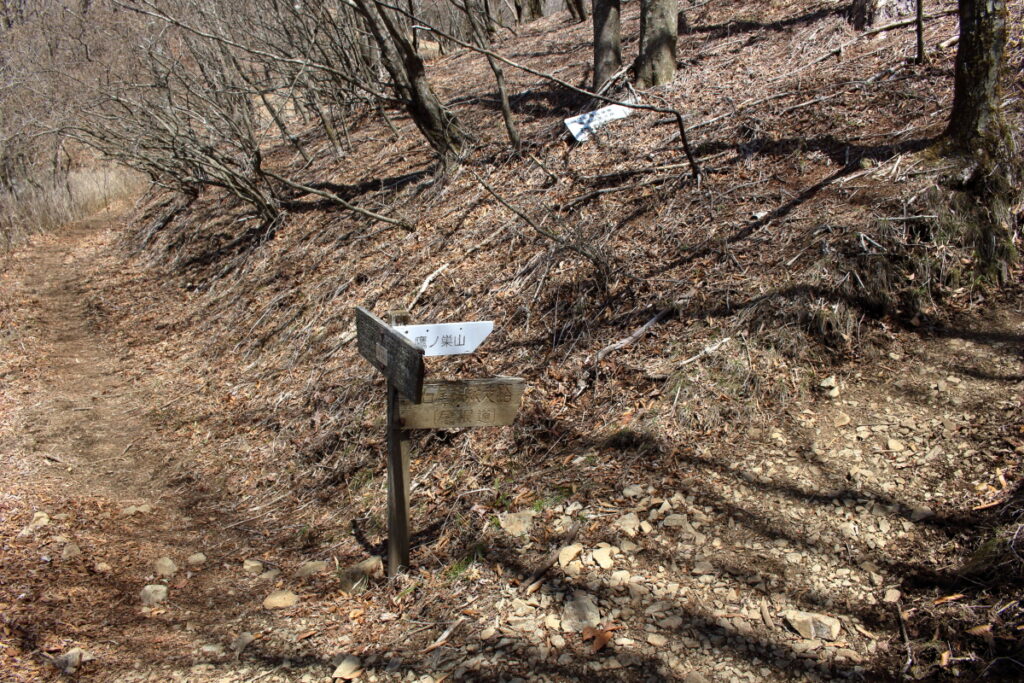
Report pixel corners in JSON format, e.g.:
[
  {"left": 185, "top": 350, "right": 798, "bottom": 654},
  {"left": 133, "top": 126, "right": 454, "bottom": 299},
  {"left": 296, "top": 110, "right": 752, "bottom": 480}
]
[{"left": 355, "top": 307, "right": 524, "bottom": 577}]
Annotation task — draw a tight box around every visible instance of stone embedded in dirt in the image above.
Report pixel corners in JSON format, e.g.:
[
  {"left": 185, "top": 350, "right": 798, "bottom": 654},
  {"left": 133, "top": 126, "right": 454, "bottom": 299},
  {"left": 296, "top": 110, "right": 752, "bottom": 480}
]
[
  {"left": 51, "top": 647, "right": 95, "bottom": 674},
  {"left": 231, "top": 631, "right": 255, "bottom": 655},
  {"left": 615, "top": 512, "right": 640, "bottom": 537},
  {"left": 683, "top": 673, "right": 710, "bottom": 683},
  {"left": 562, "top": 591, "right": 600, "bottom": 632},
  {"left": 883, "top": 588, "right": 902, "bottom": 603},
  {"left": 622, "top": 484, "right": 644, "bottom": 498},
  {"left": 259, "top": 568, "right": 281, "bottom": 582},
  {"left": 887, "top": 438, "right": 905, "bottom": 452},
  {"left": 593, "top": 547, "right": 615, "bottom": 569},
  {"left": 93, "top": 561, "right": 112, "bottom": 573},
  {"left": 692, "top": 561, "right": 714, "bottom": 575},
  {"left": 17, "top": 511, "right": 50, "bottom": 537},
  {"left": 263, "top": 589, "right": 299, "bottom": 609},
  {"left": 154, "top": 556, "right": 177, "bottom": 578},
  {"left": 62, "top": 542, "right": 82, "bottom": 561},
  {"left": 295, "top": 560, "right": 329, "bottom": 578},
  {"left": 545, "top": 613, "right": 561, "bottom": 630},
  {"left": 647, "top": 633, "right": 668, "bottom": 647},
  {"left": 187, "top": 552, "right": 207, "bottom": 567},
  {"left": 834, "top": 412, "right": 851, "bottom": 427},
  {"left": 820, "top": 376, "right": 837, "bottom": 388},
  {"left": 783, "top": 610, "right": 841, "bottom": 641},
  {"left": 662, "top": 514, "right": 689, "bottom": 528},
  {"left": 611, "top": 570, "right": 631, "bottom": 587},
  {"left": 479, "top": 627, "right": 496, "bottom": 640},
  {"left": 140, "top": 584, "right": 168, "bottom": 606},
  {"left": 339, "top": 556, "right": 383, "bottom": 593},
  {"left": 243, "top": 559, "right": 264, "bottom": 574},
  {"left": 200, "top": 644, "right": 225, "bottom": 657},
  {"left": 332, "top": 655, "right": 362, "bottom": 680},
  {"left": 122, "top": 504, "right": 152, "bottom": 516},
  {"left": 558, "top": 544, "right": 582, "bottom": 568},
  {"left": 499, "top": 511, "right": 536, "bottom": 537},
  {"left": 910, "top": 505, "right": 934, "bottom": 522}
]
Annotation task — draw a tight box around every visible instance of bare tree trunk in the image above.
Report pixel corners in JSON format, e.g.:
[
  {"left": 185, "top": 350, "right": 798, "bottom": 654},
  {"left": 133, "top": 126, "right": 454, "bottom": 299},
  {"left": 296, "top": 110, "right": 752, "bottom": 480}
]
[
  {"left": 592, "top": 0, "right": 621, "bottom": 91},
  {"left": 566, "top": 0, "right": 588, "bottom": 23},
  {"left": 464, "top": 0, "right": 521, "bottom": 151},
  {"left": 634, "top": 0, "right": 677, "bottom": 88},
  {"left": 514, "top": 0, "right": 542, "bottom": 23},
  {"left": 914, "top": 0, "right": 926, "bottom": 63},
  {"left": 353, "top": 0, "right": 469, "bottom": 158}
]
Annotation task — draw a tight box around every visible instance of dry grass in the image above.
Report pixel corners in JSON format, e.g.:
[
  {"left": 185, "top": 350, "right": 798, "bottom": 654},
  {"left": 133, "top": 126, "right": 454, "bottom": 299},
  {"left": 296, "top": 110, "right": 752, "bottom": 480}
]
[{"left": 0, "top": 164, "right": 144, "bottom": 253}]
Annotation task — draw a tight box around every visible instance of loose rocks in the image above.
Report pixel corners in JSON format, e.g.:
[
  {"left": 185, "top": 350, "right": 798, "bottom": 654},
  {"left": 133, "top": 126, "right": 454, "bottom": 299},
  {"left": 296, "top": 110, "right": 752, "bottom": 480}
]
[
  {"left": 263, "top": 590, "right": 299, "bottom": 609},
  {"left": 783, "top": 610, "right": 842, "bottom": 641},
  {"left": 140, "top": 584, "right": 168, "bottom": 606}
]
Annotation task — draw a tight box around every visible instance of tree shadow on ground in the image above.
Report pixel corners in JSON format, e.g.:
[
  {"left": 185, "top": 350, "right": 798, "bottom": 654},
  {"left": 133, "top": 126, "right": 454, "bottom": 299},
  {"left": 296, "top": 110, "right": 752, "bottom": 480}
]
[{"left": 689, "top": 4, "right": 850, "bottom": 41}]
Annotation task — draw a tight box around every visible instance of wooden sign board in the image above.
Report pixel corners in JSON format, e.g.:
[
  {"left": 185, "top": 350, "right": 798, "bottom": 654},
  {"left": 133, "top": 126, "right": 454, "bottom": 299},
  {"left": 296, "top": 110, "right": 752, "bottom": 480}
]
[
  {"left": 393, "top": 321, "right": 494, "bottom": 357},
  {"left": 355, "top": 307, "right": 425, "bottom": 403},
  {"left": 399, "top": 377, "right": 525, "bottom": 430}
]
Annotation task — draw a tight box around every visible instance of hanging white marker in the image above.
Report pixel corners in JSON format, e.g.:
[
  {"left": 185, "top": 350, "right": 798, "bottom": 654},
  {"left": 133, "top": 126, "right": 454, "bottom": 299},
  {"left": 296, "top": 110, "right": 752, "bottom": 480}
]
[
  {"left": 564, "top": 104, "right": 632, "bottom": 142},
  {"left": 393, "top": 321, "right": 494, "bottom": 357}
]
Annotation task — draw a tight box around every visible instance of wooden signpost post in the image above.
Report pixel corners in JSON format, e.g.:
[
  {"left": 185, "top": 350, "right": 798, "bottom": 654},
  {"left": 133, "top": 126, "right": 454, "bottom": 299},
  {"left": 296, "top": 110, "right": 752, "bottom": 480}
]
[{"left": 355, "top": 307, "right": 524, "bottom": 577}]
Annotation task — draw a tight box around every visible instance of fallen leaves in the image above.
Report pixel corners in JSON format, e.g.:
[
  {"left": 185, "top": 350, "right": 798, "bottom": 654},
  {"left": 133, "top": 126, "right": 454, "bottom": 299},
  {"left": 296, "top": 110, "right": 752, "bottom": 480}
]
[{"left": 581, "top": 624, "right": 620, "bottom": 653}]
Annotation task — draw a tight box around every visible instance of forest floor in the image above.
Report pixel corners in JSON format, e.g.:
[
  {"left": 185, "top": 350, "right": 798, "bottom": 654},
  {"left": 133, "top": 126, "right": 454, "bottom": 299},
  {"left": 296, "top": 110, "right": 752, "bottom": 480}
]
[
  {"left": 2, "top": 0, "right": 1024, "bottom": 680},
  {"left": 0, "top": 209, "right": 1021, "bottom": 681}
]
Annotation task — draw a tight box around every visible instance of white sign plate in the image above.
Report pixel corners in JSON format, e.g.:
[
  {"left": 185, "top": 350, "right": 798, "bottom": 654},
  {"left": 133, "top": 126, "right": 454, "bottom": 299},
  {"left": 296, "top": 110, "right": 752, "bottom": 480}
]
[
  {"left": 393, "top": 321, "right": 494, "bottom": 357},
  {"left": 564, "top": 104, "right": 632, "bottom": 142}
]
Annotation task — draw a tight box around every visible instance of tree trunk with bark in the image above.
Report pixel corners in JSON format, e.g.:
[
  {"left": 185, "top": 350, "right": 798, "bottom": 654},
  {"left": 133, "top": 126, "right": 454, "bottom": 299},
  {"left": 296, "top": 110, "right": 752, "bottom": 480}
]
[
  {"left": 946, "top": 0, "right": 1018, "bottom": 278},
  {"left": 947, "top": 0, "right": 1007, "bottom": 152},
  {"left": 353, "top": 0, "right": 468, "bottom": 158},
  {"left": 634, "top": 0, "right": 677, "bottom": 88},
  {"left": 592, "top": 0, "right": 621, "bottom": 91},
  {"left": 567, "top": 0, "right": 588, "bottom": 23}
]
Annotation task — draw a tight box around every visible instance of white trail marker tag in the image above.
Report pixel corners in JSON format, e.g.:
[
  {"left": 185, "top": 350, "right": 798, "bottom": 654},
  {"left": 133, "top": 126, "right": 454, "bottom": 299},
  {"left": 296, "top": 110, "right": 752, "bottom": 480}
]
[
  {"left": 564, "top": 104, "right": 632, "bottom": 142},
  {"left": 392, "top": 321, "right": 494, "bottom": 357}
]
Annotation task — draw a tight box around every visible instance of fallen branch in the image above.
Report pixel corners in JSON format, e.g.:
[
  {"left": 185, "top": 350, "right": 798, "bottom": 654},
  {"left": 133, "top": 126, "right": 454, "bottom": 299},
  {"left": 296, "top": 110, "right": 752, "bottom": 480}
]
[
  {"left": 265, "top": 170, "right": 413, "bottom": 231},
  {"left": 595, "top": 308, "right": 674, "bottom": 364},
  {"left": 407, "top": 263, "right": 449, "bottom": 311},
  {"left": 679, "top": 337, "right": 731, "bottom": 366},
  {"left": 524, "top": 521, "right": 580, "bottom": 594}
]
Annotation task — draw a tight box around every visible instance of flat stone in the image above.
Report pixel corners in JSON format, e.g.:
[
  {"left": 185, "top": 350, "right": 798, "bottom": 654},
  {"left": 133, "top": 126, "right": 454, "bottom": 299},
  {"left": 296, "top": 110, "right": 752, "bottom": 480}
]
[
  {"left": 51, "top": 647, "right": 95, "bottom": 674},
  {"left": 562, "top": 591, "right": 600, "bottom": 632},
  {"left": 887, "top": 439, "right": 905, "bottom": 452},
  {"left": 834, "top": 413, "right": 851, "bottom": 427},
  {"left": 263, "top": 590, "right": 299, "bottom": 609},
  {"left": 500, "top": 511, "right": 536, "bottom": 537},
  {"left": 243, "top": 559, "right": 264, "bottom": 574},
  {"left": 883, "top": 588, "right": 902, "bottom": 603},
  {"left": 615, "top": 512, "right": 640, "bottom": 537},
  {"left": 647, "top": 633, "right": 668, "bottom": 647},
  {"left": 17, "top": 511, "right": 49, "bottom": 537},
  {"left": 259, "top": 568, "right": 281, "bottom": 582},
  {"left": 231, "top": 632, "right": 255, "bottom": 655},
  {"left": 93, "top": 562, "right": 112, "bottom": 573},
  {"left": 683, "top": 674, "right": 709, "bottom": 683},
  {"left": 62, "top": 543, "right": 82, "bottom": 561},
  {"left": 140, "top": 584, "right": 168, "bottom": 606},
  {"left": 295, "top": 560, "right": 329, "bottom": 578},
  {"left": 154, "top": 557, "right": 177, "bottom": 578},
  {"left": 610, "top": 570, "right": 630, "bottom": 587},
  {"left": 622, "top": 485, "right": 644, "bottom": 498},
  {"left": 187, "top": 553, "right": 207, "bottom": 567},
  {"left": 592, "top": 547, "right": 615, "bottom": 569},
  {"left": 692, "top": 561, "right": 715, "bottom": 575},
  {"left": 662, "top": 514, "right": 689, "bottom": 528},
  {"left": 783, "top": 610, "right": 841, "bottom": 641},
  {"left": 332, "top": 655, "right": 362, "bottom": 680},
  {"left": 558, "top": 544, "right": 583, "bottom": 568}
]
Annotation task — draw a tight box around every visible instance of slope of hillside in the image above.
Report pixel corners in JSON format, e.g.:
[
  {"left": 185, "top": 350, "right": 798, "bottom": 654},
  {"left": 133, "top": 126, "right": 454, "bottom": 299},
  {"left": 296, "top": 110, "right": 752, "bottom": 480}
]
[{"left": 2, "top": 0, "right": 1022, "bottom": 680}]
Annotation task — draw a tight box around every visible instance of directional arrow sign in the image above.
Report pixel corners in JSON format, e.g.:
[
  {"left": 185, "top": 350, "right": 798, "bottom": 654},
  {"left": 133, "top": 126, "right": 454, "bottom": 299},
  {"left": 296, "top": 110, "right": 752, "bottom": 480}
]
[
  {"left": 392, "top": 321, "right": 494, "bottom": 357},
  {"left": 355, "top": 307, "right": 425, "bottom": 403}
]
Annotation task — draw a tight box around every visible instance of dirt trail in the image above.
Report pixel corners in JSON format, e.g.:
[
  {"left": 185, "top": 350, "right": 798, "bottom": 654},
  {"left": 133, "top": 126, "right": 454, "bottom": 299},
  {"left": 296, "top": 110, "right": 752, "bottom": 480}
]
[{"left": 0, "top": 216, "right": 312, "bottom": 682}]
